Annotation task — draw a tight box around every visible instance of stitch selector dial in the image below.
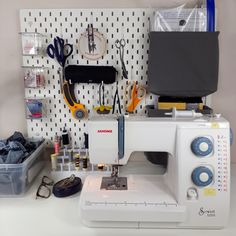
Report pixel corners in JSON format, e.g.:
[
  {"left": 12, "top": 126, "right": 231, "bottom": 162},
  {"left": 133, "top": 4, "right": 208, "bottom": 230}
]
[
  {"left": 191, "top": 166, "right": 213, "bottom": 187},
  {"left": 191, "top": 137, "right": 213, "bottom": 157}
]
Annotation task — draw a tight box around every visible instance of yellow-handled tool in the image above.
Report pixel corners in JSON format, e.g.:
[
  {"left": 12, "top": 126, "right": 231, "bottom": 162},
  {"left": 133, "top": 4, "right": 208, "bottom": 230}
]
[
  {"left": 63, "top": 81, "right": 87, "bottom": 120},
  {"left": 94, "top": 81, "right": 113, "bottom": 114}
]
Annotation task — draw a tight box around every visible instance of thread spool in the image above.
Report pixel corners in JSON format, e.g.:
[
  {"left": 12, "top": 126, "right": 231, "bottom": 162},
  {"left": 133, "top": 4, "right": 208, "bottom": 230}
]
[
  {"left": 68, "top": 149, "right": 74, "bottom": 163},
  {"left": 51, "top": 153, "right": 58, "bottom": 171},
  {"left": 83, "top": 150, "right": 88, "bottom": 171},
  {"left": 62, "top": 128, "right": 69, "bottom": 146},
  {"left": 54, "top": 135, "right": 60, "bottom": 154},
  {"left": 74, "top": 153, "right": 80, "bottom": 170}
]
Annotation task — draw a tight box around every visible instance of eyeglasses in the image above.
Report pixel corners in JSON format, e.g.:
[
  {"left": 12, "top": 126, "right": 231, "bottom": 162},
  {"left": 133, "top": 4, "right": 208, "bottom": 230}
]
[{"left": 36, "top": 176, "right": 54, "bottom": 199}]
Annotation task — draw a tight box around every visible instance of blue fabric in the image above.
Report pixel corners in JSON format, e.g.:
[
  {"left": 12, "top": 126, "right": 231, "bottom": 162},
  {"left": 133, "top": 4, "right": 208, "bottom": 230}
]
[
  {"left": 0, "top": 132, "right": 39, "bottom": 164},
  {"left": 0, "top": 141, "right": 28, "bottom": 164}
]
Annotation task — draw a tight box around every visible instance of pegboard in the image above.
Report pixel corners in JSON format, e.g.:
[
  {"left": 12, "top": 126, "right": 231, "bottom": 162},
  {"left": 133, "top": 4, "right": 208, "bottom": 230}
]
[{"left": 20, "top": 8, "right": 158, "bottom": 147}]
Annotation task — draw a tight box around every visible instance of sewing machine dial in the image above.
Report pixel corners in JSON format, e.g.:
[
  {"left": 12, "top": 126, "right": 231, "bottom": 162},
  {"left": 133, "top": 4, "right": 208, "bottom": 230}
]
[
  {"left": 191, "top": 166, "right": 214, "bottom": 187},
  {"left": 191, "top": 137, "right": 213, "bottom": 157}
]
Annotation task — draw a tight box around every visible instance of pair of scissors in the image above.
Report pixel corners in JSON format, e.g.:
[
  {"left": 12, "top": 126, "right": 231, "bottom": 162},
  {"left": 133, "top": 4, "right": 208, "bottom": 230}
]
[
  {"left": 115, "top": 39, "right": 128, "bottom": 79},
  {"left": 87, "top": 24, "right": 96, "bottom": 53},
  {"left": 47, "top": 37, "right": 73, "bottom": 67},
  {"left": 125, "top": 81, "right": 146, "bottom": 113}
]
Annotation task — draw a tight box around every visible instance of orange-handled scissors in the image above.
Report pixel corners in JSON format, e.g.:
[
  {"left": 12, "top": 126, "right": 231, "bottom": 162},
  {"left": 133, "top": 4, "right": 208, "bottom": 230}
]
[{"left": 125, "top": 81, "right": 146, "bottom": 113}]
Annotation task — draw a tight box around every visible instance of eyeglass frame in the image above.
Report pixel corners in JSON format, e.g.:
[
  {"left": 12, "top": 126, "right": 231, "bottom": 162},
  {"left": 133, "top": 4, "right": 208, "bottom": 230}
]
[{"left": 36, "top": 175, "right": 54, "bottom": 199}]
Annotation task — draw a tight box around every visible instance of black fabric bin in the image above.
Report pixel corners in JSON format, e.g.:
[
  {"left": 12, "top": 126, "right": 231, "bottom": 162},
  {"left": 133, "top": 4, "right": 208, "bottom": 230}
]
[{"left": 148, "top": 32, "right": 219, "bottom": 97}]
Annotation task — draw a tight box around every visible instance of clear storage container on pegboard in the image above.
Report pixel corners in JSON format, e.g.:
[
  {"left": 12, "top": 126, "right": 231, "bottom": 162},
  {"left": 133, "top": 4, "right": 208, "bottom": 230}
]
[
  {"left": 23, "top": 66, "right": 46, "bottom": 88},
  {"left": 25, "top": 98, "right": 46, "bottom": 119},
  {"left": 19, "top": 32, "right": 45, "bottom": 55}
]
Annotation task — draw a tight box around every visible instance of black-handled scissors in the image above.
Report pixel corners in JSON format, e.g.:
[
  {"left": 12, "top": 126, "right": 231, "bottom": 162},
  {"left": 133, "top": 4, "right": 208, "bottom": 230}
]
[
  {"left": 47, "top": 37, "right": 73, "bottom": 68},
  {"left": 115, "top": 39, "right": 128, "bottom": 79}
]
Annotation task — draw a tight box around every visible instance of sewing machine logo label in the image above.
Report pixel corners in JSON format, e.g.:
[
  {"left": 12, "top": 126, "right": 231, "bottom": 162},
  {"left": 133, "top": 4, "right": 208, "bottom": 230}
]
[
  {"left": 198, "top": 207, "right": 216, "bottom": 217},
  {"left": 97, "top": 130, "right": 112, "bottom": 133}
]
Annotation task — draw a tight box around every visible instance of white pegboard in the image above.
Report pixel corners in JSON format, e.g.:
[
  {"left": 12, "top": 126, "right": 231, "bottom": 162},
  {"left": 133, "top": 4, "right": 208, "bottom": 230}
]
[{"left": 20, "top": 9, "right": 158, "bottom": 147}]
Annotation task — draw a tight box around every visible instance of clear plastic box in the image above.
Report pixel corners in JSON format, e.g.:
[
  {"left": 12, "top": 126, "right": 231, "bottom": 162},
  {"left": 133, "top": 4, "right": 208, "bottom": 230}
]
[
  {"left": 25, "top": 98, "right": 46, "bottom": 119},
  {"left": 19, "top": 32, "right": 45, "bottom": 55},
  {"left": 0, "top": 139, "right": 45, "bottom": 197},
  {"left": 23, "top": 66, "right": 46, "bottom": 88}
]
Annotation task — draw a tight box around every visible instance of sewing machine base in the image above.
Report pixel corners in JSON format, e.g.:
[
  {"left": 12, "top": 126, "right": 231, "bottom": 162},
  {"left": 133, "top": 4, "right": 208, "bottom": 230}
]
[
  {"left": 80, "top": 174, "right": 228, "bottom": 229},
  {"left": 82, "top": 220, "right": 224, "bottom": 229}
]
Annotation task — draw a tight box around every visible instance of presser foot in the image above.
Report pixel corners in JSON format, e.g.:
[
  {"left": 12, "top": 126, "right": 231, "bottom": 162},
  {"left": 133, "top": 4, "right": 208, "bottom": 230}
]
[{"left": 100, "top": 176, "right": 128, "bottom": 190}]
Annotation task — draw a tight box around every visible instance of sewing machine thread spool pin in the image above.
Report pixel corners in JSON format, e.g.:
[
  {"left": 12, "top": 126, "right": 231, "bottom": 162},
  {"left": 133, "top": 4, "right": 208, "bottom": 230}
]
[{"left": 165, "top": 107, "right": 203, "bottom": 118}]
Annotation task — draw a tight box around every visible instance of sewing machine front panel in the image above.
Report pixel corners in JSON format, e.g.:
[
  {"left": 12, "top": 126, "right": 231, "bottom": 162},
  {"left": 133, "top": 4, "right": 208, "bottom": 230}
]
[
  {"left": 88, "top": 116, "right": 119, "bottom": 164},
  {"left": 176, "top": 122, "right": 230, "bottom": 228}
]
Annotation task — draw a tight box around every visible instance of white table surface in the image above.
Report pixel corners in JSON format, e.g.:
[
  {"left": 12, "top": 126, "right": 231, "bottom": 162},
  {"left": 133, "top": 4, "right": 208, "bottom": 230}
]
[{"left": 0, "top": 164, "right": 236, "bottom": 236}]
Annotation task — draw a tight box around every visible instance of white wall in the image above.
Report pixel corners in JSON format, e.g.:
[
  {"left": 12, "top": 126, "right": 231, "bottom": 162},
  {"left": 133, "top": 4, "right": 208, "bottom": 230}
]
[{"left": 0, "top": 0, "right": 235, "bottom": 161}]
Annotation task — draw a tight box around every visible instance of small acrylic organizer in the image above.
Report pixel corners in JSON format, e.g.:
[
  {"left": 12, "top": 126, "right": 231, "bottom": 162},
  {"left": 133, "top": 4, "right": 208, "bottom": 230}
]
[
  {"left": 23, "top": 66, "right": 46, "bottom": 88},
  {"left": 25, "top": 98, "right": 46, "bottom": 119},
  {"left": 19, "top": 32, "right": 45, "bottom": 55},
  {"left": 50, "top": 148, "right": 112, "bottom": 181}
]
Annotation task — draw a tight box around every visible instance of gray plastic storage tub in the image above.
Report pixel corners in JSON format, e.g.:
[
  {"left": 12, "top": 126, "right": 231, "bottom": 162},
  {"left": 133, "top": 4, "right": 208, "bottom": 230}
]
[{"left": 0, "top": 140, "right": 45, "bottom": 196}]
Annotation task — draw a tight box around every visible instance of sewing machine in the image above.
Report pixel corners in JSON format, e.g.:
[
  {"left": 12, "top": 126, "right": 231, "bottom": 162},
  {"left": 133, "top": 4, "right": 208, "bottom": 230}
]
[{"left": 79, "top": 115, "right": 230, "bottom": 229}]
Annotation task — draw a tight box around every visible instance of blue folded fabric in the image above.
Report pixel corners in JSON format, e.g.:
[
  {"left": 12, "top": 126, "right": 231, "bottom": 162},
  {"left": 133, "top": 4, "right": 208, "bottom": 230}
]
[{"left": 0, "top": 132, "right": 38, "bottom": 164}]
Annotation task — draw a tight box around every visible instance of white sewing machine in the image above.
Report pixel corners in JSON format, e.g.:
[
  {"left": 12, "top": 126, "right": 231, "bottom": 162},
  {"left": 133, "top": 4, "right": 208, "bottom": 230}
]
[{"left": 79, "top": 115, "right": 230, "bottom": 229}]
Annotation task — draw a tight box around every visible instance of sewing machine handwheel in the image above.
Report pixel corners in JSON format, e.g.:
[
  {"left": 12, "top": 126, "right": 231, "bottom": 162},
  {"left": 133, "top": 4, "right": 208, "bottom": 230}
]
[
  {"left": 191, "top": 137, "right": 213, "bottom": 157},
  {"left": 191, "top": 166, "right": 213, "bottom": 187}
]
